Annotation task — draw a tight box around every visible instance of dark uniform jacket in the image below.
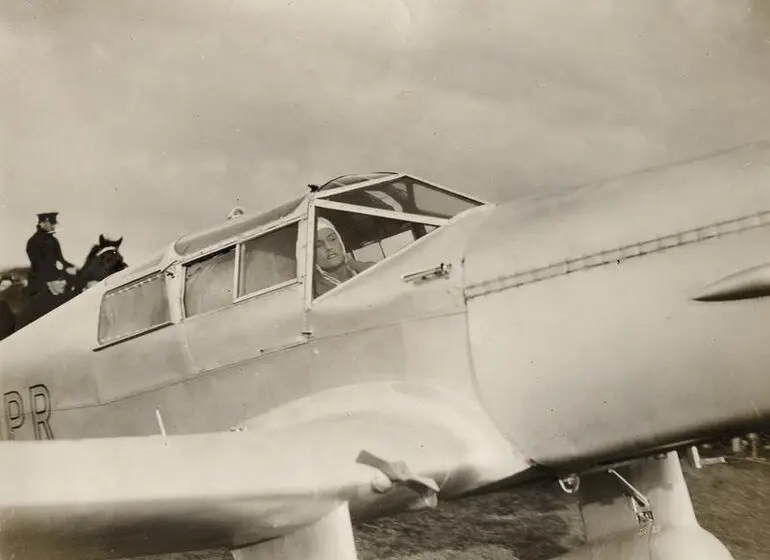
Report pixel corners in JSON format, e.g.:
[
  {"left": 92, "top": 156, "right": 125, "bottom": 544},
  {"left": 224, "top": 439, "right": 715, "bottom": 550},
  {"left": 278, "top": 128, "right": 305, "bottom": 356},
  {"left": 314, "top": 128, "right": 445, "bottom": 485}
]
[{"left": 26, "top": 228, "right": 75, "bottom": 294}]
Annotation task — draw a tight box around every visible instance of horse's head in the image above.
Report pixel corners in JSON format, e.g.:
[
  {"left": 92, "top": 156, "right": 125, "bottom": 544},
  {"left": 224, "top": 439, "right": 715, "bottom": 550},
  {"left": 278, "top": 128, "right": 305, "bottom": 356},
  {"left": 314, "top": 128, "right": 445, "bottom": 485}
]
[{"left": 80, "top": 235, "right": 128, "bottom": 289}]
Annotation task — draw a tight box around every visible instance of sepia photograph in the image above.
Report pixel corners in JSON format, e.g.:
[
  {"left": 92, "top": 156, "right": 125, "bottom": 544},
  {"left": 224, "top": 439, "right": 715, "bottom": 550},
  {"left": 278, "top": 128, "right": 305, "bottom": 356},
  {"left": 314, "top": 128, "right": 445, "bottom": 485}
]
[{"left": 2, "top": 1, "right": 770, "bottom": 559}]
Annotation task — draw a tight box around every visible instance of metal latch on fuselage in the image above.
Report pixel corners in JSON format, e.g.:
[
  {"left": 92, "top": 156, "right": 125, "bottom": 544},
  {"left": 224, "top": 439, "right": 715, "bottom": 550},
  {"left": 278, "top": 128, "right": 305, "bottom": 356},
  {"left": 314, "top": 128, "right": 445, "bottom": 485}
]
[{"left": 402, "top": 263, "right": 452, "bottom": 284}]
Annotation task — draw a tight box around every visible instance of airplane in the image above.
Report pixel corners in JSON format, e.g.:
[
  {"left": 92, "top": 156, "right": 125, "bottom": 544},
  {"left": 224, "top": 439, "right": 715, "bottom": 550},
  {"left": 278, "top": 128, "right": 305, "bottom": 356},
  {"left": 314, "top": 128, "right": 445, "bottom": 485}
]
[{"left": 1, "top": 140, "right": 770, "bottom": 560}]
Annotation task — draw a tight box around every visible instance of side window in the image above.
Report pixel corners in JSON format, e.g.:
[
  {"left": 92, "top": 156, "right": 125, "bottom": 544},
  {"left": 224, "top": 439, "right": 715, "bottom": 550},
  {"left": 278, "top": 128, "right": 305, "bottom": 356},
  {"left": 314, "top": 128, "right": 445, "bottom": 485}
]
[
  {"left": 98, "top": 273, "right": 171, "bottom": 344},
  {"left": 184, "top": 246, "right": 236, "bottom": 317},
  {"left": 351, "top": 226, "right": 437, "bottom": 263},
  {"left": 313, "top": 209, "right": 436, "bottom": 298},
  {"left": 237, "top": 223, "right": 298, "bottom": 298}
]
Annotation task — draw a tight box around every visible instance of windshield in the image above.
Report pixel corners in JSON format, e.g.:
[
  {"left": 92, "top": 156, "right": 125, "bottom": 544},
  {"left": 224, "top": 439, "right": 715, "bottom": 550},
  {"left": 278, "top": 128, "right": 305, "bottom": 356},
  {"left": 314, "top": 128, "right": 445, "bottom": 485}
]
[
  {"left": 311, "top": 174, "right": 485, "bottom": 299},
  {"left": 323, "top": 176, "right": 483, "bottom": 220}
]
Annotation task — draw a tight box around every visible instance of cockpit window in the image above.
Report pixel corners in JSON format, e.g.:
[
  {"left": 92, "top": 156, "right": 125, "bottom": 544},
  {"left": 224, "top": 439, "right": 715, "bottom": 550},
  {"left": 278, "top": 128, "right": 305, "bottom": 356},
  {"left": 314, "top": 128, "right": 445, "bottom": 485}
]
[
  {"left": 184, "top": 246, "right": 236, "bottom": 317},
  {"left": 309, "top": 174, "right": 485, "bottom": 298},
  {"left": 237, "top": 223, "right": 298, "bottom": 298},
  {"left": 324, "top": 176, "right": 482, "bottom": 220},
  {"left": 98, "top": 272, "right": 172, "bottom": 344},
  {"left": 312, "top": 208, "right": 437, "bottom": 298}
]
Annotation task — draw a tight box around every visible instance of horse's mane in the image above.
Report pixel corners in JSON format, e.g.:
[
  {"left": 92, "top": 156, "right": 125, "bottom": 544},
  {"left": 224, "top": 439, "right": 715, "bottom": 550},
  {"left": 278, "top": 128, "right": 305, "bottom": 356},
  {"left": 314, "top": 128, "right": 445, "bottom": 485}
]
[{"left": 83, "top": 244, "right": 102, "bottom": 268}]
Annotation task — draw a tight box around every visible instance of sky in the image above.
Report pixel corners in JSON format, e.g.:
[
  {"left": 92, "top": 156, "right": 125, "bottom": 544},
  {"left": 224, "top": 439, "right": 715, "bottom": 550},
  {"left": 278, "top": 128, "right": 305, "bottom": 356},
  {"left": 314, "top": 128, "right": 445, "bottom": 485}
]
[{"left": 2, "top": 0, "right": 770, "bottom": 269}]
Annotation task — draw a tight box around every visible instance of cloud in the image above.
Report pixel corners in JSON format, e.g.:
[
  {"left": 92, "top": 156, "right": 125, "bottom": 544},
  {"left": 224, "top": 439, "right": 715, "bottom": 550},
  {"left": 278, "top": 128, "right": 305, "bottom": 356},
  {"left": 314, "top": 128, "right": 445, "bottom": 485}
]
[
  {"left": 0, "top": 0, "right": 414, "bottom": 265},
  {"left": 389, "top": 0, "right": 770, "bottom": 192},
  {"left": 2, "top": 0, "right": 770, "bottom": 268}
]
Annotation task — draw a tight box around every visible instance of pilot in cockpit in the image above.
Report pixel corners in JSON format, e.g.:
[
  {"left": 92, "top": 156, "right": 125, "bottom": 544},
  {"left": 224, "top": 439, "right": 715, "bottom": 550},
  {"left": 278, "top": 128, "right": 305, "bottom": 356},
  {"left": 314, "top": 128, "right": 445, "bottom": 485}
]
[{"left": 313, "top": 217, "right": 374, "bottom": 297}]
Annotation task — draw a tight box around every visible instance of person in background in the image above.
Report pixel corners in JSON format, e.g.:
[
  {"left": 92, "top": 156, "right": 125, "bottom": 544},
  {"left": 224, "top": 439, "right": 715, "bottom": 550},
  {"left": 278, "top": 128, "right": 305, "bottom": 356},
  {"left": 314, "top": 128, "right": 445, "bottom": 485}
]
[{"left": 25, "top": 212, "right": 77, "bottom": 297}]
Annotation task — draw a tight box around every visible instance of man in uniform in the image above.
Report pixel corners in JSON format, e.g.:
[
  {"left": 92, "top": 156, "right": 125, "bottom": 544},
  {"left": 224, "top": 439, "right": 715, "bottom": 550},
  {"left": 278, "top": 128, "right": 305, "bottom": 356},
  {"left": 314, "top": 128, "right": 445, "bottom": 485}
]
[{"left": 25, "top": 212, "right": 78, "bottom": 298}]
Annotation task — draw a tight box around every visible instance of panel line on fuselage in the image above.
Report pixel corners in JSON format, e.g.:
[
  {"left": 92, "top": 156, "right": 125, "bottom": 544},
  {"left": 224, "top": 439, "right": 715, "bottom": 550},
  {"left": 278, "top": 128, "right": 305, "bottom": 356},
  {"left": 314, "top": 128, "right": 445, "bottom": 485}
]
[{"left": 465, "top": 208, "right": 770, "bottom": 299}]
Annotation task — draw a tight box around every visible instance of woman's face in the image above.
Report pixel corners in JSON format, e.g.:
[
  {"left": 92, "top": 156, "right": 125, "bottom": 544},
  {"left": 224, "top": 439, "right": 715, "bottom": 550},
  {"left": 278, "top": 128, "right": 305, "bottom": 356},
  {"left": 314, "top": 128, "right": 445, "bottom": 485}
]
[{"left": 316, "top": 228, "right": 345, "bottom": 271}]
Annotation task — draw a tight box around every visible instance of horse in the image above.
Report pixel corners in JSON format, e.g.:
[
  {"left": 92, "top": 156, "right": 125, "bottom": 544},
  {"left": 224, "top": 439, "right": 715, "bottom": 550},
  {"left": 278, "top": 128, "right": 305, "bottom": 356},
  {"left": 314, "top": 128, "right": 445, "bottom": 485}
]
[
  {"left": 68, "top": 235, "right": 129, "bottom": 294},
  {"left": 0, "top": 235, "right": 128, "bottom": 342}
]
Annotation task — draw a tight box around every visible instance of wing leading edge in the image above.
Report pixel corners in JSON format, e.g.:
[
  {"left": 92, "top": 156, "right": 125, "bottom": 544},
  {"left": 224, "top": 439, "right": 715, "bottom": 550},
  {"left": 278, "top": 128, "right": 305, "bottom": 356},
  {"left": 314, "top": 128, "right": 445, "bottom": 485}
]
[{"left": 0, "top": 384, "right": 529, "bottom": 559}]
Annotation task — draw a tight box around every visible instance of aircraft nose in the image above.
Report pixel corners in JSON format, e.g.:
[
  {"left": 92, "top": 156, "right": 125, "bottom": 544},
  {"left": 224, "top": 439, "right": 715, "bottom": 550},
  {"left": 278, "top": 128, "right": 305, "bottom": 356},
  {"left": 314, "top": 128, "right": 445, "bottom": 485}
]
[{"left": 461, "top": 179, "right": 770, "bottom": 468}]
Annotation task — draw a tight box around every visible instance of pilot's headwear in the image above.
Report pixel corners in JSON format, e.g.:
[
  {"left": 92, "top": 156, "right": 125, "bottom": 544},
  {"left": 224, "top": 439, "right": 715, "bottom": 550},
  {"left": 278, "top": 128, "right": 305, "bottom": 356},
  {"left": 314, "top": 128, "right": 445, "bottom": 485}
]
[{"left": 316, "top": 217, "right": 347, "bottom": 255}]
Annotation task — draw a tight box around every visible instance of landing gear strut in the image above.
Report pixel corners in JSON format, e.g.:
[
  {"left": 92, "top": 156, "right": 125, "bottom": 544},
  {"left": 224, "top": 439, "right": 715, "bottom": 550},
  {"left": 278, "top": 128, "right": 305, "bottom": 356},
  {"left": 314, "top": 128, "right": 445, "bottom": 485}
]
[
  {"left": 229, "top": 502, "right": 358, "bottom": 560},
  {"left": 553, "top": 451, "right": 734, "bottom": 559}
]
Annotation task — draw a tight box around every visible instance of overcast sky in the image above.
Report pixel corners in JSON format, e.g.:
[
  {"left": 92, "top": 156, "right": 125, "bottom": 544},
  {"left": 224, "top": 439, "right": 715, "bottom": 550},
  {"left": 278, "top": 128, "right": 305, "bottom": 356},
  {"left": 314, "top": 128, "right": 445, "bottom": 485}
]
[{"left": 2, "top": 0, "right": 770, "bottom": 269}]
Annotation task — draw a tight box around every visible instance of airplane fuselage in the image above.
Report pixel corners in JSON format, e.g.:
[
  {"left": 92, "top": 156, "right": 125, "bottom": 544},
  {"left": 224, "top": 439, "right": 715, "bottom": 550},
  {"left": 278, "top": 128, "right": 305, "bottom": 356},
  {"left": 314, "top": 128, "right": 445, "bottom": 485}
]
[{"left": 3, "top": 143, "right": 770, "bottom": 488}]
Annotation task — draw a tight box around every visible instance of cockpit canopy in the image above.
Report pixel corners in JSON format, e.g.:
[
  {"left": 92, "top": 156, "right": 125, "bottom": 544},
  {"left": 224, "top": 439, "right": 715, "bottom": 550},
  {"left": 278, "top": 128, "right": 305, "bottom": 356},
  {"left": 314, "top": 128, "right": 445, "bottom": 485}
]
[
  {"left": 97, "top": 173, "right": 486, "bottom": 347},
  {"left": 314, "top": 172, "right": 397, "bottom": 192},
  {"left": 310, "top": 173, "right": 485, "bottom": 298},
  {"left": 316, "top": 173, "right": 481, "bottom": 219}
]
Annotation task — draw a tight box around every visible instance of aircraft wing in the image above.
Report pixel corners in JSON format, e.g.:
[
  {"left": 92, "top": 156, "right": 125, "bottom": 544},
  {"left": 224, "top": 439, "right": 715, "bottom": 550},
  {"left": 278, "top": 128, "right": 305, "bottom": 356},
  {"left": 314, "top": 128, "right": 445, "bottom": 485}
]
[{"left": 0, "top": 385, "right": 529, "bottom": 559}]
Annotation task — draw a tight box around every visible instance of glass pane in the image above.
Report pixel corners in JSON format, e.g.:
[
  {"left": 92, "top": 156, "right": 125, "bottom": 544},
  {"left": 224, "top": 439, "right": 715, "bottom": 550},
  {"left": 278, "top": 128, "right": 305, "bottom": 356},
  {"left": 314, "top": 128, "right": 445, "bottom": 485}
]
[
  {"left": 317, "top": 172, "right": 395, "bottom": 191},
  {"left": 327, "top": 177, "right": 481, "bottom": 219},
  {"left": 313, "top": 210, "right": 433, "bottom": 298},
  {"left": 99, "top": 273, "right": 170, "bottom": 343},
  {"left": 410, "top": 182, "right": 480, "bottom": 218},
  {"left": 184, "top": 247, "right": 236, "bottom": 317},
  {"left": 238, "top": 223, "right": 298, "bottom": 297}
]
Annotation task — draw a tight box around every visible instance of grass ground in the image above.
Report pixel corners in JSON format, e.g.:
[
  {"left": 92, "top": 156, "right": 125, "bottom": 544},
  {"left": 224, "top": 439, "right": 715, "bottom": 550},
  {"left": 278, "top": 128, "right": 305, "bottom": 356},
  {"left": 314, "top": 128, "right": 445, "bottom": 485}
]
[{"left": 139, "top": 454, "right": 770, "bottom": 560}]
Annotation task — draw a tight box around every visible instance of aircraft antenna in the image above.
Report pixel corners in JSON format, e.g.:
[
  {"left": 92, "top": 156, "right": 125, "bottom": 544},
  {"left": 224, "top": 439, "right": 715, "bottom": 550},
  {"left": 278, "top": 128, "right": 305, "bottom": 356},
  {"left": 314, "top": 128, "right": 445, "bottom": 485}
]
[{"left": 155, "top": 408, "right": 168, "bottom": 443}]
